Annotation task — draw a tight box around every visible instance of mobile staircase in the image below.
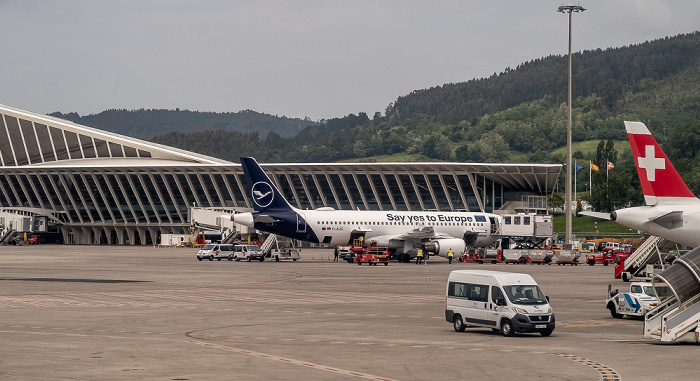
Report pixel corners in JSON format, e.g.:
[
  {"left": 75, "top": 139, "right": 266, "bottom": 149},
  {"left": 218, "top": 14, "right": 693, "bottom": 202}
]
[
  {"left": 643, "top": 246, "right": 700, "bottom": 343},
  {"left": 615, "top": 235, "right": 668, "bottom": 281}
]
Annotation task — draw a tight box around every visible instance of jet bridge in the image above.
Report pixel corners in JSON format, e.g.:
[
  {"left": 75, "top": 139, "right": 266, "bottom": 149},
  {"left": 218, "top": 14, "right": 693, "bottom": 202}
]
[{"left": 644, "top": 246, "right": 700, "bottom": 343}]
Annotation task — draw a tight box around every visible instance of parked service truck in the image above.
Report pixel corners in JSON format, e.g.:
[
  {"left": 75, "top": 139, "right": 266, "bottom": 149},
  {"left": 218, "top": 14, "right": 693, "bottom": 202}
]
[{"left": 606, "top": 282, "right": 659, "bottom": 318}]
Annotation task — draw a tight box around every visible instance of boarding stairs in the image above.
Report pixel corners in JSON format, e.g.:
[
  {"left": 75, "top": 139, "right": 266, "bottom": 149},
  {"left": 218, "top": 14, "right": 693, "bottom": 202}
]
[
  {"left": 259, "top": 234, "right": 279, "bottom": 255},
  {"left": 644, "top": 246, "right": 700, "bottom": 343},
  {"left": 645, "top": 291, "right": 700, "bottom": 342},
  {"left": 615, "top": 235, "right": 664, "bottom": 280},
  {"left": 0, "top": 229, "right": 18, "bottom": 245}
]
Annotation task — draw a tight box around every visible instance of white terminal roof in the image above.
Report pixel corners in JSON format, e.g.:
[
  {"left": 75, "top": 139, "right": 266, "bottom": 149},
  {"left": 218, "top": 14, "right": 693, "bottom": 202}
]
[{"left": 0, "top": 103, "right": 561, "bottom": 195}]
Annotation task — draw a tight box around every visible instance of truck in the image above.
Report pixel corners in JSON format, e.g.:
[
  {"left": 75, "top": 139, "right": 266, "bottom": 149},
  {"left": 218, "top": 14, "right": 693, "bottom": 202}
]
[
  {"left": 356, "top": 246, "right": 390, "bottom": 266},
  {"left": 606, "top": 282, "right": 659, "bottom": 318},
  {"left": 586, "top": 250, "right": 615, "bottom": 266}
]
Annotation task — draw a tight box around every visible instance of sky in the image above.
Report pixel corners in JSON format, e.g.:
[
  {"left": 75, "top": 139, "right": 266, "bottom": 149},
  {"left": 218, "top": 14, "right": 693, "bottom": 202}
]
[{"left": 1, "top": 1, "right": 699, "bottom": 121}]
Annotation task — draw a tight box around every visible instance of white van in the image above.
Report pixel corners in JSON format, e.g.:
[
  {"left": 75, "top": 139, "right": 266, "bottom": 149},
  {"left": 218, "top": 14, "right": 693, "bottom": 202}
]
[
  {"left": 445, "top": 270, "right": 555, "bottom": 336},
  {"left": 233, "top": 244, "right": 264, "bottom": 262},
  {"left": 197, "top": 243, "right": 234, "bottom": 261}
]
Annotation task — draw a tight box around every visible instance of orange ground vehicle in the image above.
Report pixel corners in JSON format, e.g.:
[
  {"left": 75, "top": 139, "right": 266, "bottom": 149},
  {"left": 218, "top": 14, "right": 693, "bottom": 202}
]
[{"left": 351, "top": 239, "right": 390, "bottom": 266}]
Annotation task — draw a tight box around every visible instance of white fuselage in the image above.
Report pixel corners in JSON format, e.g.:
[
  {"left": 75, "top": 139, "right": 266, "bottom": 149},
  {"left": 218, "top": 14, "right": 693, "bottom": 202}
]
[{"left": 613, "top": 203, "right": 700, "bottom": 248}]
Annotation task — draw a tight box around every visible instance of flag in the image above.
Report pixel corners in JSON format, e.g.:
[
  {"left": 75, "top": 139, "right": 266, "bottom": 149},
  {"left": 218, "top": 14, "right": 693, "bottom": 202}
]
[
  {"left": 607, "top": 161, "right": 615, "bottom": 171},
  {"left": 591, "top": 162, "right": 599, "bottom": 172},
  {"left": 575, "top": 162, "right": 583, "bottom": 172}
]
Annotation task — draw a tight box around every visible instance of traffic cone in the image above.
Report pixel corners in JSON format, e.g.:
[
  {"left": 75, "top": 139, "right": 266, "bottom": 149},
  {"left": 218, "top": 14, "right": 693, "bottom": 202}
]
[
  {"left": 312, "top": 256, "right": 314, "bottom": 260},
  {"left": 424, "top": 259, "right": 428, "bottom": 266}
]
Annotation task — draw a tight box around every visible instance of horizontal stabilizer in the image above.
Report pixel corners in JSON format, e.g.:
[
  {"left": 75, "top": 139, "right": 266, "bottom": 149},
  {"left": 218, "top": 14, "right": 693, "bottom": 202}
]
[
  {"left": 578, "top": 211, "right": 612, "bottom": 220},
  {"left": 254, "top": 214, "right": 279, "bottom": 224},
  {"left": 649, "top": 211, "right": 683, "bottom": 230}
]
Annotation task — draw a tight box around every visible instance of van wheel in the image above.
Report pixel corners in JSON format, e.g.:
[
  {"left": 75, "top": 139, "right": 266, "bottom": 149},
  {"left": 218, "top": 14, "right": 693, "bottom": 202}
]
[
  {"left": 293, "top": 258, "right": 298, "bottom": 262},
  {"left": 198, "top": 258, "right": 203, "bottom": 261},
  {"left": 208, "top": 256, "right": 213, "bottom": 261},
  {"left": 247, "top": 256, "right": 252, "bottom": 262},
  {"left": 275, "top": 256, "right": 280, "bottom": 262},
  {"left": 228, "top": 256, "right": 233, "bottom": 261},
  {"left": 453, "top": 315, "right": 466, "bottom": 332},
  {"left": 500, "top": 319, "right": 515, "bottom": 337},
  {"left": 540, "top": 329, "right": 553, "bottom": 337},
  {"left": 259, "top": 257, "right": 265, "bottom": 262}
]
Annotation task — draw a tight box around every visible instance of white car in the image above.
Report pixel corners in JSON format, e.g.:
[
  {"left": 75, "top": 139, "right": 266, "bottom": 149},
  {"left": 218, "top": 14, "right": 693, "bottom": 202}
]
[
  {"left": 606, "top": 282, "right": 658, "bottom": 318},
  {"left": 197, "top": 244, "right": 234, "bottom": 261}
]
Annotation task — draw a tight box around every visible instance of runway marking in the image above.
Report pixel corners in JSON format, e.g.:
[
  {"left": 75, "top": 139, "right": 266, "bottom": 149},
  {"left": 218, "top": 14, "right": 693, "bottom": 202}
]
[
  {"left": 185, "top": 339, "right": 399, "bottom": 381},
  {"left": 555, "top": 353, "right": 621, "bottom": 381}
]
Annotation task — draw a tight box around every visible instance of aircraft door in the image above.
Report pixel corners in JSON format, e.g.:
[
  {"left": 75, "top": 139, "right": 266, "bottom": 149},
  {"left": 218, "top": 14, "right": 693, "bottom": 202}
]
[{"left": 296, "top": 214, "right": 307, "bottom": 233}]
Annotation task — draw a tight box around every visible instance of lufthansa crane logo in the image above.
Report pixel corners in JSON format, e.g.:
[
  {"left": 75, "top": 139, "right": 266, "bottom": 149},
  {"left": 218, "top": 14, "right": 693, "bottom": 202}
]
[{"left": 251, "top": 182, "right": 274, "bottom": 208}]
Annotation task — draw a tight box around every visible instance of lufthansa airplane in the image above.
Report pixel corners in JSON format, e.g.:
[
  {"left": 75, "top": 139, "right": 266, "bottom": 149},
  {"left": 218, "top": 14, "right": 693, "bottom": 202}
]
[
  {"left": 583, "top": 121, "right": 700, "bottom": 247},
  {"left": 232, "top": 157, "right": 502, "bottom": 262}
]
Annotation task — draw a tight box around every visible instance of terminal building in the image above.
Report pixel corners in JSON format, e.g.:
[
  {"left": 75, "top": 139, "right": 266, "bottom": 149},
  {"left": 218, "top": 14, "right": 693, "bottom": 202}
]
[{"left": 0, "top": 104, "right": 561, "bottom": 245}]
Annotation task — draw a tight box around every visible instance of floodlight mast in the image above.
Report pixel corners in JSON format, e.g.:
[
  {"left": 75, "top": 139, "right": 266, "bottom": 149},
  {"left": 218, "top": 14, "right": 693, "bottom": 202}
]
[{"left": 557, "top": 4, "right": 585, "bottom": 248}]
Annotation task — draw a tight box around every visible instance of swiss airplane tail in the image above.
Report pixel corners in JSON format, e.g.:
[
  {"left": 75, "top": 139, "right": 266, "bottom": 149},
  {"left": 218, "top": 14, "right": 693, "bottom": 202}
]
[{"left": 624, "top": 121, "right": 698, "bottom": 205}]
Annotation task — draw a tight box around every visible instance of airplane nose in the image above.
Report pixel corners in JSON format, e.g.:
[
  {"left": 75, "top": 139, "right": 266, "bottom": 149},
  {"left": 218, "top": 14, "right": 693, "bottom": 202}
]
[{"left": 232, "top": 212, "right": 254, "bottom": 227}]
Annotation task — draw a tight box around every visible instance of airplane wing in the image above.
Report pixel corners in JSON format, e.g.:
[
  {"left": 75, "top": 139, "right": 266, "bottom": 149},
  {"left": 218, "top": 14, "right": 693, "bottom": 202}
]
[
  {"left": 394, "top": 226, "right": 455, "bottom": 240},
  {"left": 579, "top": 211, "right": 612, "bottom": 220}
]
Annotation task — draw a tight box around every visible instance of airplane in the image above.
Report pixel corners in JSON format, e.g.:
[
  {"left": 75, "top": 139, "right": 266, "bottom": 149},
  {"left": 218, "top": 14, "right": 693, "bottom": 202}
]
[
  {"left": 231, "top": 157, "right": 502, "bottom": 262},
  {"left": 581, "top": 121, "right": 700, "bottom": 247}
]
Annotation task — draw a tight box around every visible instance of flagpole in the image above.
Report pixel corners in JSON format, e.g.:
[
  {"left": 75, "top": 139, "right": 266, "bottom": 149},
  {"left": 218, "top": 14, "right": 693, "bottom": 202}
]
[
  {"left": 574, "top": 161, "right": 577, "bottom": 208},
  {"left": 589, "top": 160, "right": 592, "bottom": 195}
]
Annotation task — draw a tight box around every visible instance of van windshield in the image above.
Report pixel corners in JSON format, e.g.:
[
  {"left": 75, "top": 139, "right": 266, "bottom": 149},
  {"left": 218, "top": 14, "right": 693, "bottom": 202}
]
[
  {"left": 201, "top": 244, "right": 216, "bottom": 250},
  {"left": 503, "top": 285, "right": 547, "bottom": 305}
]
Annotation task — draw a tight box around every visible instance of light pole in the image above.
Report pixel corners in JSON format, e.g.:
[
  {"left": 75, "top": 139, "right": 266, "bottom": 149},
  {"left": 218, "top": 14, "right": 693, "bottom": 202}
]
[{"left": 557, "top": 4, "right": 585, "bottom": 248}]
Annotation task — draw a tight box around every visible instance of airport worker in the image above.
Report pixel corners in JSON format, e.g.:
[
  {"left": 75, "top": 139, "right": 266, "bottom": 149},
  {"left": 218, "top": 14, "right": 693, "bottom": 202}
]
[
  {"left": 334, "top": 247, "right": 339, "bottom": 262},
  {"left": 447, "top": 248, "right": 454, "bottom": 264},
  {"left": 416, "top": 248, "right": 424, "bottom": 264},
  {"left": 359, "top": 236, "right": 364, "bottom": 247}
]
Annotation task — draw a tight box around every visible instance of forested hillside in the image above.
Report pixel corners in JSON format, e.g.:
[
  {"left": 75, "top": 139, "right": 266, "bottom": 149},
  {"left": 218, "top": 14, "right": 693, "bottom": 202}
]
[
  {"left": 49, "top": 108, "right": 317, "bottom": 140},
  {"left": 148, "top": 32, "right": 700, "bottom": 212}
]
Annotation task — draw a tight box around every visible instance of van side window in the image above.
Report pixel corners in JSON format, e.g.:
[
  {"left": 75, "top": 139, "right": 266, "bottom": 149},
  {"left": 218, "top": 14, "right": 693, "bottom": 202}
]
[
  {"left": 491, "top": 286, "right": 505, "bottom": 304},
  {"left": 514, "top": 216, "right": 521, "bottom": 225},
  {"left": 468, "top": 284, "right": 489, "bottom": 302},
  {"left": 524, "top": 216, "right": 531, "bottom": 225},
  {"left": 504, "top": 216, "right": 511, "bottom": 225},
  {"left": 448, "top": 282, "right": 469, "bottom": 298}
]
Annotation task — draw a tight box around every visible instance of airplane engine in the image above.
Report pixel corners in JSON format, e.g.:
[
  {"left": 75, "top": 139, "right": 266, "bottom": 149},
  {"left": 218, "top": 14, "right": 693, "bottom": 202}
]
[{"left": 423, "top": 238, "right": 466, "bottom": 257}]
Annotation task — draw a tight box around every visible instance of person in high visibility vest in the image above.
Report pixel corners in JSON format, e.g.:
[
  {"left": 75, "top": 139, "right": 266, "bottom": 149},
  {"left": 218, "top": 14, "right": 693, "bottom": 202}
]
[
  {"left": 447, "top": 248, "right": 454, "bottom": 264},
  {"left": 415, "top": 248, "right": 424, "bottom": 265}
]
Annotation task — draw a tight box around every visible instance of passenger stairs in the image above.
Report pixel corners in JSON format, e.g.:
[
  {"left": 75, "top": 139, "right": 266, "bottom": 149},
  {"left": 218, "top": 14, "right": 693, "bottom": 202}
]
[
  {"left": 259, "top": 234, "right": 278, "bottom": 255},
  {"left": 644, "top": 246, "right": 700, "bottom": 343},
  {"left": 615, "top": 235, "right": 664, "bottom": 280}
]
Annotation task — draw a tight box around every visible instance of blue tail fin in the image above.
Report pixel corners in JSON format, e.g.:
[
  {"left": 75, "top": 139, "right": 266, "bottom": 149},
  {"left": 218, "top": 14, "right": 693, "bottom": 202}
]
[{"left": 240, "top": 157, "right": 295, "bottom": 212}]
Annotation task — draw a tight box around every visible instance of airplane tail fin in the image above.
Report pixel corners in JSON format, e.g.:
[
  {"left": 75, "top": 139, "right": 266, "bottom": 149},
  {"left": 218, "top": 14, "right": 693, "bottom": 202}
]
[
  {"left": 624, "top": 121, "right": 697, "bottom": 205},
  {"left": 239, "top": 157, "right": 295, "bottom": 212}
]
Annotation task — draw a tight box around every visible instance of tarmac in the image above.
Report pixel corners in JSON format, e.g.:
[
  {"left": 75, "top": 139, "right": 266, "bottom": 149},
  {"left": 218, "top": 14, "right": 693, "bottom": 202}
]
[{"left": 0, "top": 245, "right": 695, "bottom": 381}]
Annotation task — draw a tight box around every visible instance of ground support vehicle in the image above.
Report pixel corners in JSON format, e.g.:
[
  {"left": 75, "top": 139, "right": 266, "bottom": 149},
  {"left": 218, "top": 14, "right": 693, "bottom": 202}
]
[
  {"left": 502, "top": 249, "right": 528, "bottom": 264},
  {"left": 460, "top": 248, "right": 502, "bottom": 264},
  {"left": 606, "top": 282, "right": 659, "bottom": 318},
  {"left": 614, "top": 236, "right": 674, "bottom": 281},
  {"left": 528, "top": 249, "right": 553, "bottom": 265},
  {"left": 270, "top": 248, "right": 300, "bottom": 262},
  {"left": 586, "top": 251, "right": 614, "bottom": 266},
  {"left": 356, "top": 246, "right": 390, "bottom": 265},
  {"left": 553, "top": 249, "right": 580, "bottom": 265},
  {"left": 233, "top": 244, "right": 264, "bottom": 262},
  {"left": 446, "top": 270, "right": 555, "bottom": 337},
  {"left": 337, "top": 246, "right": 356, "bottom": 263},
  {"left": 261, "top": 234, "right": 300, "bottom": 261}
]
